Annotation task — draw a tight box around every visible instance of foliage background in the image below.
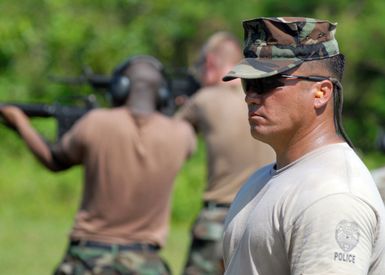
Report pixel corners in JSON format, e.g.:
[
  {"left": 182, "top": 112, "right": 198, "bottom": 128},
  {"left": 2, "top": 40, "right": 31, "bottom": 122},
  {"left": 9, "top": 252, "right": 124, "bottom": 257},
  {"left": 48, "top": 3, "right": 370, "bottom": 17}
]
[{"left": 1, "top": 0, "right": 385, "bottom": 274}]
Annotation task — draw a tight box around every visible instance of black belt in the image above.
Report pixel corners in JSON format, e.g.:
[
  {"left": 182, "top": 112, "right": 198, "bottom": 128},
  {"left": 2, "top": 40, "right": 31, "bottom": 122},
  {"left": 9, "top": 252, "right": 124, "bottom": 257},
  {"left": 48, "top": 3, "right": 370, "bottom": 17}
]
[
  {"left": 70, "top": 240, "right": 160, "bottom": 252},
  {"left": 204, "top": 201, "right": 231, "bottom": 208}
]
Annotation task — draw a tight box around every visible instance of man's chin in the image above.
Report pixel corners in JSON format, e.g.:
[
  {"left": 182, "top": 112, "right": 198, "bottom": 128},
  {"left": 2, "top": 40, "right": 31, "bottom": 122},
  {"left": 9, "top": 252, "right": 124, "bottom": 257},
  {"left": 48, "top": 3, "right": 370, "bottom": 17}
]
[{"left": 250, "top": 130, "right": 269, "bottom": 143}]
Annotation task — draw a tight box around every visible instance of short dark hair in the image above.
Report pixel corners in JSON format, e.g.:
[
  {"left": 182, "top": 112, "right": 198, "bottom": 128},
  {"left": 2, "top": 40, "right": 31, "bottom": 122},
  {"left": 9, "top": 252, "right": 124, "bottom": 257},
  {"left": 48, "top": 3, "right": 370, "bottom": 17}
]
[
  {"left": 304, "top": 53, "right": 345, "bottom": 81},
  {"left": 319, "top": 53, "right": 345, "bottom": 81}
]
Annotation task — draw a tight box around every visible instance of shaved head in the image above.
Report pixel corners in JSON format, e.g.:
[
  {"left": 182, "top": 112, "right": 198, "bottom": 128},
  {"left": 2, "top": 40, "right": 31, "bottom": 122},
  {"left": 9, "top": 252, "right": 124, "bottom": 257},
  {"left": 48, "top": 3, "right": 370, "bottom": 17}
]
[
  {"left": 197, "top": 31, "right": 243, "bottom": 86},
  {"left": 203, "top": 31, "right": 243, "bottom": 66}
]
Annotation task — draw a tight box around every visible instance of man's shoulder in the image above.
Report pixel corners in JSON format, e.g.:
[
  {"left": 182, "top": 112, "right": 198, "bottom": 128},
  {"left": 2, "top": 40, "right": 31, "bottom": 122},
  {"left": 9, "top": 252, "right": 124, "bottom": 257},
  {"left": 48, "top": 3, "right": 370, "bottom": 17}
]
[
  {"left": 81, "top": 108, "right": 131, "bottom": 127},
  {"left": 151, "top": 114, "right": 196, "bottom": 154},
  {"left": 280, "top": 143, "right": 384, "bottom": 219},
  {"left": 186, "top": 86, "right": 216, "bottom": 104},
  {"left": 154, "top": 113, "right": 194, "bottom": 133},
  {"left": 192, "top": 84, "right": 240, "bottom": 100},
  {"left": 170, "top": 117, "right": 195, "bottom": 137},
  {"left": 83, "top": 107, "right": 117, "bottom": 119},
  {"left": 288, "top": 143, "right": 370, "bottom": 184}
]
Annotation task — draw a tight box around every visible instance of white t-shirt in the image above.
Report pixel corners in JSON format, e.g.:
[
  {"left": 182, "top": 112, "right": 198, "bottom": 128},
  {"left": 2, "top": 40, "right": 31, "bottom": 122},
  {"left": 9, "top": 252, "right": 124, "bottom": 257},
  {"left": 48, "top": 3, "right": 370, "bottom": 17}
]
[{"left": 223, "top": 143, "right": 385, "bottom": 275}]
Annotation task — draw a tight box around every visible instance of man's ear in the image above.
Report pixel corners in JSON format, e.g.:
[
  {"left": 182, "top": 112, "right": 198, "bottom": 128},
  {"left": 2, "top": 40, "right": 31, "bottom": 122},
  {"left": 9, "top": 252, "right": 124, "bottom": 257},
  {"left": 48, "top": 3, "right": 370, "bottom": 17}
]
[{"left": 313, "top": 80, "right": 334, "bottom": 109}]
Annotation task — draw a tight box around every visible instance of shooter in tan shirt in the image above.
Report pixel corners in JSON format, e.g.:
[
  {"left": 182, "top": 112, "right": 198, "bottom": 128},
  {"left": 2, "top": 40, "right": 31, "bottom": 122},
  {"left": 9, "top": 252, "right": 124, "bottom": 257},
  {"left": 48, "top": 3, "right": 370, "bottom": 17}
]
[{"left": 0, "top": 55, "right": 196, "bottom": 274}]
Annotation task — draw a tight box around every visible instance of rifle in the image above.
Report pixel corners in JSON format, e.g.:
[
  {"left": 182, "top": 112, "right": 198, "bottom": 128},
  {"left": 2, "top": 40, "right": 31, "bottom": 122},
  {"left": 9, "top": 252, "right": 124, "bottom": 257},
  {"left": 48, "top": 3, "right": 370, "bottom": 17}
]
[
  {"left": 0, "top": 95, "right": 97, "bottom": 140},
  {"left": 49, "top": 66, "right": 201, "bottom": 114},
  {"left": 1, "top": 63, "right": 200, "bottom": 138},
  {"left": 169, "top": 67, "right": 201, "bottom": 108},
  {"left": 48, "top": 67, "right": 111, "bottom": 90}
]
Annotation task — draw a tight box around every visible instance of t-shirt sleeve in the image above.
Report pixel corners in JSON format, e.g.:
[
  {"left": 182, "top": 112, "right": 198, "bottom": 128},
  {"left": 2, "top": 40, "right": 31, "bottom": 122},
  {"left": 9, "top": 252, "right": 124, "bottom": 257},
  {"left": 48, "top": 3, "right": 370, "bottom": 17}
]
[
  {"left": 288, "top": 194, "right": 378, "bottom": 275},
  {"left": 51, "top": 113, "right": 90, "bottom": 166},
  {"left": 174, "top": 95, "right": 200, "bottom": 128},
  {"left": 178, "top": 119, "right": 197, "bottom": 158}
]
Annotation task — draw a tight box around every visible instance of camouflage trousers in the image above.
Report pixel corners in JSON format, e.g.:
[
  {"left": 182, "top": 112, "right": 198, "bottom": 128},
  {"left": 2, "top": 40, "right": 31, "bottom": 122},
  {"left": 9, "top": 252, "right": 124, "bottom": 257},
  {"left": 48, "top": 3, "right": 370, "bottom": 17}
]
[
  {"left": 53, "top": 240, "right": 171, "bottom": 275},
  {"left": 183, "top": 203, "right": 229, "bottom": 275}
]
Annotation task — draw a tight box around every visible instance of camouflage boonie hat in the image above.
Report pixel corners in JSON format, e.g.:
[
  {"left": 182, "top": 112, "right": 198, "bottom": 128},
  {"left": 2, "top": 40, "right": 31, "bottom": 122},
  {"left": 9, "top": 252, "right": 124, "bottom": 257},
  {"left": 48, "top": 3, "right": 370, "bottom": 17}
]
[{"left": 223, "top": 17, "right": 340, "bottom": 81}]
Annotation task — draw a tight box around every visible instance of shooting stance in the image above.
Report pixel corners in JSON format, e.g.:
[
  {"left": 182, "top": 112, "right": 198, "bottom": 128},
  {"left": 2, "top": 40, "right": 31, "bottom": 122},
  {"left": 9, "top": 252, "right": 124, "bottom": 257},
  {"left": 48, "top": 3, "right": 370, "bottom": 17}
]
[
  {"left": 0, "top": 55, "right": 196, "bottom": 274},
  {"left": 176, "top": 31, "right": 275, "bottom": 274},
  {"left": 222, "top": 17, "right": 385, "bottom": 274}
]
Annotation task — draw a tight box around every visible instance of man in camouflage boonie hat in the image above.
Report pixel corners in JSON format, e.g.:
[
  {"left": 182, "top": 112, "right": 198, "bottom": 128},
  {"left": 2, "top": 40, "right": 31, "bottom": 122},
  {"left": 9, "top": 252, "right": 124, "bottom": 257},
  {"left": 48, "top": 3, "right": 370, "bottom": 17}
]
[{"left": 222, "top": 17, "right": 385, "bottom": 275}]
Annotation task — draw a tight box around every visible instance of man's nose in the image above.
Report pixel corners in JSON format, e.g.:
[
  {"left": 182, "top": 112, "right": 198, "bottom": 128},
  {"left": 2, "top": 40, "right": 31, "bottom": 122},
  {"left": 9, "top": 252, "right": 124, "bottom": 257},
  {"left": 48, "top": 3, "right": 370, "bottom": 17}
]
[{"left": 245, "top": 92, "right": 263, "bottom": 104}]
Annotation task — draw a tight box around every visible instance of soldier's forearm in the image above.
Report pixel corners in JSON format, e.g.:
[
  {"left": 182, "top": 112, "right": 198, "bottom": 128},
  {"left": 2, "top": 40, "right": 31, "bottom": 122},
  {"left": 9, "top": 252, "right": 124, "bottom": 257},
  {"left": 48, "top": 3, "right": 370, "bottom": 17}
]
[{"left": 16, "top": 119, "right": 59, "bottom": 171}]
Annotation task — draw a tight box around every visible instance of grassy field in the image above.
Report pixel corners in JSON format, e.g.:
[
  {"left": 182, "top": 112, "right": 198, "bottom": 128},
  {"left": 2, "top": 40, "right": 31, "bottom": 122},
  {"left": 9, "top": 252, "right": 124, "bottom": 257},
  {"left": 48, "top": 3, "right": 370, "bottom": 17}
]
[
  {"left": 0, "top": 215, "right": 192, "bottom": 274},
  {"left": 0, "top": 124, "right": 206, "bottom": 275}
]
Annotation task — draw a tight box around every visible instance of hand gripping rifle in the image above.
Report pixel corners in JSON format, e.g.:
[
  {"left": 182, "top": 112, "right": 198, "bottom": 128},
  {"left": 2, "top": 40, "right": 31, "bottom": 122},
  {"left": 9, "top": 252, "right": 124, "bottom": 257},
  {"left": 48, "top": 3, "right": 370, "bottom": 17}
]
[
  {"left": 0, "top": 66, "right": 106, "bottom": 140},
  {"left": 0, "top": 95, "right": 97, "bottom": 140}
]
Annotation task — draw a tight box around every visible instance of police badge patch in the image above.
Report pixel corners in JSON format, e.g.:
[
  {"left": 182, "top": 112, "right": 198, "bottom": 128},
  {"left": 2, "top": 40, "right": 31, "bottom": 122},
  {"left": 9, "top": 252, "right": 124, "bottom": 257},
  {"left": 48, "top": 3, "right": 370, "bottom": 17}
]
[{"left": 335, "top": 220, "right": 360, "bottom": 252}]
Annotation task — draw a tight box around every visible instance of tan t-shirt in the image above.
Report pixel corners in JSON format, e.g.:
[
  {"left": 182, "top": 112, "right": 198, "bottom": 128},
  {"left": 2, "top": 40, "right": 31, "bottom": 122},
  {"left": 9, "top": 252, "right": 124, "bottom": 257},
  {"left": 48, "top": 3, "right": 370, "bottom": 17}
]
[
  {"left": 223, "top": 143, "right": 385, "bottom": 275},
  {"left": 54, "top": 108, "right": 196, "bottom": 247},
  {"left": 176, "top": 83, "right": 275, "bottom": 203}
]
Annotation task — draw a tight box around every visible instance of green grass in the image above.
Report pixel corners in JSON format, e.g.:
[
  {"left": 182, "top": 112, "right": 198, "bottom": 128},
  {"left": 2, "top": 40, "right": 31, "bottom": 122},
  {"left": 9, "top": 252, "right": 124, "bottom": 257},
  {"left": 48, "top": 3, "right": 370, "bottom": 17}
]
[
  {"left": 0, "top": 217, "right": 70, "bottom": 274},
  {"left": 0, "top": 126, "right": 206, "bottom": 275},
  {"left": 0, "top": 216, "right": 192, "bottom": 275}
]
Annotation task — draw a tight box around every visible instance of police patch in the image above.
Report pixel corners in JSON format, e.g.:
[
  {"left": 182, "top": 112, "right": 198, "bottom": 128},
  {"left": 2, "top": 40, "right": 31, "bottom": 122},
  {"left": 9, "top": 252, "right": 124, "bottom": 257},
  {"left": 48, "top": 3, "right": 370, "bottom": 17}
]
[{"left": 335, "top": 220, "right": 360, "bottom": 252}]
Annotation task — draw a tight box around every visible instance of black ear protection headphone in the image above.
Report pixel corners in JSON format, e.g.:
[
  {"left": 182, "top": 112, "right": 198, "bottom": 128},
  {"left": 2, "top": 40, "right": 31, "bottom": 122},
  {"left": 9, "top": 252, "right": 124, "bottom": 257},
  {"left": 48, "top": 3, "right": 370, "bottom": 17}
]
[{"left": 108, "top": 55, "right": 172, "bottom": 109}]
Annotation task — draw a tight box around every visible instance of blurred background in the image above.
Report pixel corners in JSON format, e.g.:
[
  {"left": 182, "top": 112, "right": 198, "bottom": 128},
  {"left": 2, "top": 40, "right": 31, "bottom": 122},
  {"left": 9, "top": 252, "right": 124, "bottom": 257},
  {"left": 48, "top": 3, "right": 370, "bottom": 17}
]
[{"left": 1, "top": 0, "right": 385, "bottom": 274}]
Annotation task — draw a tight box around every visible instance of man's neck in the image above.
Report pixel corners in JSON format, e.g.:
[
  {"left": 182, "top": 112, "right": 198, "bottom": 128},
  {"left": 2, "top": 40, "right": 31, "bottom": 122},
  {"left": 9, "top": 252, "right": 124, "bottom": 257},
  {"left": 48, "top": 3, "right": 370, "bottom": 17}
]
[
  {"left": 273, "top": 123, "right": 344, "bottom": 169},
  {"left": 127, "top": 104, "right": 155, "bottom": 115},
  {"left": 126, "top": 92, "right": 157, "bottom": 115}
]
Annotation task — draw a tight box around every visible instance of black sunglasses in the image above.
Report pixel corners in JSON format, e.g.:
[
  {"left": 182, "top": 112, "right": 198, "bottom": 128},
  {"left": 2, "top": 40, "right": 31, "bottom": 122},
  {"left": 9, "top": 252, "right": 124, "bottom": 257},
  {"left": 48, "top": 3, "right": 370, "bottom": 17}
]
[{"left": 241, "top": 74, "right": 332, "bottom": 95}]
